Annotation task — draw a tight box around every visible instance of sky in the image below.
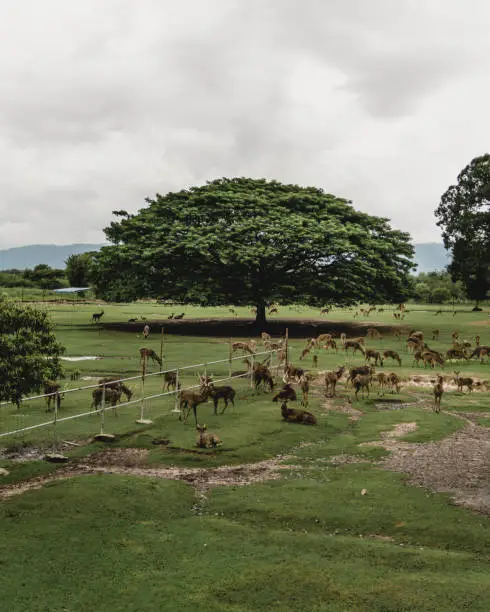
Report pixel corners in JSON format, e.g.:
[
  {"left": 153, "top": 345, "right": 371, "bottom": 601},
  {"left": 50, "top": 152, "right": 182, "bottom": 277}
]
[{"left": 0, "top": 0, "right": 489, "bottom": 248}]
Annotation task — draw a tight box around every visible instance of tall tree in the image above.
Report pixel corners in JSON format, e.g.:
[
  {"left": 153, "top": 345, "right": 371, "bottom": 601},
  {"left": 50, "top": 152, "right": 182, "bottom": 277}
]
[
  {"left": 0, "top": 297, "right": 65, "bottom": 406},
  {"left": 65, "top": 252, "right": 95, "bottom": 287},
  {"left": 435, "top": 154, "right": 490, "bottom": 303},
  {"left": 91, "top": 178, "right": 415, "bottom": 325}
]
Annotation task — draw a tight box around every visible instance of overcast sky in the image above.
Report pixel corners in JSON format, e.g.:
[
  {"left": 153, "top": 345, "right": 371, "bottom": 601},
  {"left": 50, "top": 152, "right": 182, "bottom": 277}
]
[{"left": 1, "top": 0, "right": 489, "bottom": 248}]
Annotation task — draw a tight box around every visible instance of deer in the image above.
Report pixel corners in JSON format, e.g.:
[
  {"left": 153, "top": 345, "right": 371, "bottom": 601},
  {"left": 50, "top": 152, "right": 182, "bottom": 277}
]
[
  {"left": 299, "top": 375, "right": 309, "bottom": 407},
  {"left": 364, "top": 349, "right": 383, "bottom": 366},
  {"left": 98, "top": 377, "right": 133, "bottom": 403},
  {"left": 200, "top": 379, "right": 236, "bottom": 414},
  {"left": 320, "top": 307, "right": 330, "bottom": 315},
  {"left": 469, "top": 346, "right": 490, "bottom": 364},
  {"left": 312, "top": 354, "right": 318, "bottom": 368},
  {"left": 387, "top": 372, "right": 401, "bottom": 394},
  {"left": 179, "top": 385, "right": 211, "bottom": 425},
  {"left": 91, "top": 387, "right": 122, "bottom": 415},
  {"left": 316, "top": 333, "right": 333, "bottom": 345},
  {"left": 143, "top": 324, "right": 150, "bottom": 339},
  {"left": 375, "top": 372, "right": 388, "bottom": 395},
  {"left": 453, "top": 371, "right": 473, "bottom": 393},
  {"left": 283, "top": 364, "right": 305, "bottom": 383},
  {"left": 232, "top": 340, "right": 257, "bottom": 355},
  {"left": 322, "top": 339, "right": 338, "bottom": 353},
  {"left": 383, "top": 350, "right": 401, "bottom": 366},
  {"left": 432, "top": 329, "right": 440, "bottom": 341},
  {"left": 366, "top": 328, "right": 382, "bottom": 340},
  {"left": 446, "top": 347, "right": 468, "bottom": 361},
  {"left": 433, "top": 376, "right": 444, "bottom": 413},
  {"left": 261, "top": 332, "right": 271, "bottom": 344},
  {"left": 272, "top": 384, "right": 297, "bottom": 403},
  {"left": 43, "top": 380, "right": 64, "bottom": 412},
  {"left": 163, "top": 371, "right": 178, "bottom": 391},
  {"left": 346, "top": 365, "right": 374, "bottom": 387},
  {"left": 280, "top": 401, "right": 317, "bottom": 425},
  {"left": 196, "top": 424, "right": 222, "bottom": 448},
  {"left": 167, "top": 313, "right": 175, "bottom": 319},
  {"left": 173, "top": 313, "right": 185, "bottom": 320},
  {"left": 475, "top": 335, "right": 481, "bottom": 347},
  {"left": 91, "top": 309, "right": 104, "bottom": 323},
  {"left": 139, "top": 348, "right": 162, "bottom": 367},
  {"left": 344, "top": 340, "right": 365, "bottom": 356},
  {"left": 324, "top": 366, "right": 345, "bottom": 397},
  {"left": 352, "top": 374, "right": 371, "bottom": 400},
  {"left": 299, "top": 347, "right": 311, "bottom": 360}
]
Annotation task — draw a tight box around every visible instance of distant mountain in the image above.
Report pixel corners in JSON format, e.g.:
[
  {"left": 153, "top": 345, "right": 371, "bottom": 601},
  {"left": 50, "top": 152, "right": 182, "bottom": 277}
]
[
  {"left": 413, "top": 243, "right": 451, "bottom": 273},
  {"left": 0, "top": 241, "right": 450, "bottom": 274},
  {"left": 0, "top": 244, "right": 106, "bottom": 270}
]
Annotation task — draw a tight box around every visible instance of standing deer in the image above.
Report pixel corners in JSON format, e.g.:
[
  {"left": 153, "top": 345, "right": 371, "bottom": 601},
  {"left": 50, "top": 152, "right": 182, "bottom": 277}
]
[
  {"left": 324, "top": 366, "right": 345, "bottom": 397},
  {"left": 91, "top": 309, "right": 104, "bottom": 323},
  {"left": 383, "top": 350, "right": 401, "bottom": 366},
  {"left": 139, "top": 348, "right": 162, "bottom": 368},
  {"left": 433, "top": 376, "right": 444, "bottom": 413},
  {"left": 43, "top": 381, "right": 64, "bottom": 412},
  {"left": 143, "top": 324, "right": 150, "bottom": 339},
  {"left": 453, "top": 371, "right": 473, "bottom": 393}
]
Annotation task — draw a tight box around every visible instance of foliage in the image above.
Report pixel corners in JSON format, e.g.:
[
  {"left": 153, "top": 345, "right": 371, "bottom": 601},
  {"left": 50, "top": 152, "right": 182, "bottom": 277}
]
[
  {"left": 65, "top": 252, "right": 95, "bottom": 287},
  {"left": 0, "top": 297, "right": 64, "bottom": 406},
  {"left": 435, "top": 154, "right": 490, "bottom": 303},
  {"left": 22, "top": 264, "right": 67, "bottom": 290},
  {"left": 91, "top": 178, "right": 415, "bottom": 323},
  {"left": 411, "top": 271, "right": 465, "bottom": 303}
]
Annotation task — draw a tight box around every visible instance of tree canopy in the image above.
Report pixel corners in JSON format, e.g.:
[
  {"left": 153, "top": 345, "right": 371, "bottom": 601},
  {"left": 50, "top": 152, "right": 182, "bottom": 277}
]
[
  {"left": 0, "top": 297, "right": 65, "bottom": 406},
  {"left": 91, "top": 178, "right": 415, "bottom": 324},
  {"left": 65, "top": 252, "right": 95, "bottom": 287},
  {"left": 435, "top": 154, "right": 490, "bottom": 303}
]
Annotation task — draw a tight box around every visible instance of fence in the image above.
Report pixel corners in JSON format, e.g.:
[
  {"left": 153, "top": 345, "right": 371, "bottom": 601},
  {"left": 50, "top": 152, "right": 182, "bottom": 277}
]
[{"left": 0, "top": 348, "right": 285, "bottom": 452}]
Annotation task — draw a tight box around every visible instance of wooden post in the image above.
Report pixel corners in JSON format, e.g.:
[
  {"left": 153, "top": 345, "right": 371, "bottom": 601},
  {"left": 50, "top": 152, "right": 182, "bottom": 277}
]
[
  {"left": 137, "top": 355, "right": 153, "bottom": 424},
  {"left": 173, "top": 368, "right": 181, "bottom": 413},
  {"left": 285, "top": 328, "right": 289, "bottom": 367},
  {"left": 228, "top": 338, "right": 233, "bottom": 378},
  {"left": 160, "top": 327, "right": 164, "bottom": 374}
]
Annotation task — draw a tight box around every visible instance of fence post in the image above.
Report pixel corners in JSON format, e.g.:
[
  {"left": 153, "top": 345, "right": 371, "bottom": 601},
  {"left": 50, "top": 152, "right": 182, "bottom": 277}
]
[
  {"left": 99, "top": 385, "right": 106, "bottom": 435},
  {"left": 172, "top": 368, "right": 181, "bottom": 413},
  {"left": 250, "top": 352, "right": 254, "bottom": 389},
  {"left": 228, "top": 338, "right": 233, "bottom": 378},
  {"left": 160, "top": 327, "right": 164, "bottom": 374},
  {"left": 137, "top": 357, "right": 153, "bottom": 424},
  {"left": 285, "top": 328, "right": 289, "bottom": 367}
]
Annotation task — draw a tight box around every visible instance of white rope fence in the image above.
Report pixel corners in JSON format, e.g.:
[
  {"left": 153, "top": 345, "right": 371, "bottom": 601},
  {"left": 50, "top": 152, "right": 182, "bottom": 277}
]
[{"left": 0, "top": 349, "right": 284, "bottom": 441}]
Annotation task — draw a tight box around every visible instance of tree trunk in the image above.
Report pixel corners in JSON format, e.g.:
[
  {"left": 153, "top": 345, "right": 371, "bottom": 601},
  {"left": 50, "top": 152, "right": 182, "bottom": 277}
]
[{"left": 255, "top": 303, "right": 267, "bottom": 328}]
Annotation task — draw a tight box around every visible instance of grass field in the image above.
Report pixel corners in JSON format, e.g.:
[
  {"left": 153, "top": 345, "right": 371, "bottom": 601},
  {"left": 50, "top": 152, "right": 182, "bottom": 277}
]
[{"left": 0, "top": 301, "right": 489, "bottom": 611}]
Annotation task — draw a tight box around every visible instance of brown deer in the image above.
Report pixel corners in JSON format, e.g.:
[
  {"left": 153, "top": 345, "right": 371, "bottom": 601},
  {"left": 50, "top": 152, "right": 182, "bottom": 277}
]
[
  {"left": 232, "top": 340, "right": 257, "bottom": 355},
  {"left": 179, "top": 385, "right": 211, "bottom": 425},
  {"left": 433, "top": 376, "right": 444, "bottom": 413},
  {"left": 196, "top": 424, "right": 222, "bottom": 448},
  {"left": 91, "top": 387, "right": 122, "bottom": 415},
  {"left": 299, "top": 347, "right": 311, "bottom": 360},
  {"left": 364, "top": 349, "right": 383, "bottom": 366},
  {"left": 173, "top": 313, "right": 185, "bottom": 320},
  {"left": 346, "top": 365, "right": 374, "bottom": 387},
  {"left": 139, "top": 348, "right": 162, "bottom": 367},
  {"left": 272, "top": 384, "right": 297, "bottom": 403},
  {"left": 387, "top": 372, "right": 401, "bottom": 394},
  {"left": 324, "top": 366, "right": 345, "bottom": 397},
  {"left": 299, "top": 375, "right": 309, "bottom": 407},
  {"left": 453, "top": 371, "right": 473, "bottom": 393},
  {"left": 320, "top": 307, "right": 330, "bottom": 315},
  {"left": 366, "top": 328, "right": 382, "bottom": 340},
  {"left": 283, "top": 364, "right": 305, "bottom": 383},
  {"left": 432, "top": 329, "right": 440, "bottom": 341},
  {"left": 344, "top": 341, "right": 365, "bottom": 356},
  {"left": 143, "top": 324, "right": 150, "bottom": 338},
  {"left": 200, "top": 380, "right": 236, "bottom": 414},
  {"left": 322, "top": 339, "right": 338, "bottom": 353},
  {"left": 43, "top": 381, "right": 63, "bottom": 412},
  {"left": 375, "top": 372, "right": 388, "bottom": 395},
  {"left": 446, "top": 347, "right": 468, "bottom": 361},
  {"left": 475, "top": 335, "right": 481, "bottom": 347},
  {"left": 98, "top": 378, "right": 133, "bottom": 403},
  {"left": 91, "top": 309, "right": 104, "bottom": 323},
  {"left": 352, "top": 374, "right": 371, "bottom": 400},
  {"left": 163, "top": 371, "right": 178, "bottom": 391},
  {"left": 469, "top": 346, "right": 490, "bottom": 364},
  {"left": 261, "top": 332, "right": 271, "bottom": 344},
  {"left": 280, "top": 401, "right": 317, "bottom": 425},
  {"left": 383, "top": 350, "right": 401, "bottom": 366}
]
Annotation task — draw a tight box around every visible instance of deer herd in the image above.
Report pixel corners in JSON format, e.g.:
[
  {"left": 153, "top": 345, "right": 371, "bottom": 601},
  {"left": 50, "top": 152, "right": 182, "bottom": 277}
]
[{"left": 43, "top": 306, "right": 488, "bottom": 449}]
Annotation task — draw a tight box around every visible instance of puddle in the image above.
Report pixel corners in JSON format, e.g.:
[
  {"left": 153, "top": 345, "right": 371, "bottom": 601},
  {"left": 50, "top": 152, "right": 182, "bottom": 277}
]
[{"left": 61, "top": 356, "right": 103, "bottom": 361}]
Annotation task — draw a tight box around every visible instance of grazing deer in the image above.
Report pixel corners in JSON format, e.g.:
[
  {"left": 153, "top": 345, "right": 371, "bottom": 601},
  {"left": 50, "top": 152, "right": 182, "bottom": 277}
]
[
  {"left": 344, "top": 340, "right": 365, "bottom": 356},
  {"left": 322, "top": 339, "right": 338, "bottom": 353},
  {"left": 316, "top": 333, "right": 333, "bottom": 345},
  {"left": 469, "top": 345, "right": 490, "bottom": 364},
  {"left": 453, "top": 371, "right": 473, "bottom": 393},
  {"left": 324, "top": 366, "right": 345, "bottom": 397},
  {"left": 143, "top": 324, "right": 150, "bottom": 339},
  {"left": 280, "top": 401, "right": 317, "bottom": 425},
  {"left": 200, "top": 379, "right": 236, "bottom": 414},
  {"left": 232, "top": 340, "right": 257, "bottom": 355},
  {"left": 283, "top": 364, "right": 305, "bottom": 383},
  {"left": 375, "top": 372, "right": 388, "bottom": 395},
  {"left": 364, "top": 349, "right": 383, "bottom": 366},
  {"left": 387, "top": 373, "right": 401, "bottom": 394},
  {"left": 173, "top": 313, "right": 185, "bottom": 320},
  {"left": 352, "top": 374, "right": 371, "bottom": 400},
  {"left": 196, "top": 424, "right": 222, "bottom": 448},
  {"left": 346, "top": 365, "right": 374, "bottom": 387},
  {"left": 167, "top": 313, "right": 175, "bottom": 319},
  {"left": 320, "top": 307, "right": 330, "bottom": 315},
  {"left": 446, "top": 348, "right": 468, "bottom": 361},
  {"left": 91, "top": 387, "right": 122, "bottom": 415},
  {"left": 91, "top": 309, "right": 104, "bottom": 323},
  {"left": 139, "top": 348, "right": 162, "bottom": 367},
  {"left": 433, "top": 376, "right": 444, "bottom": 413},
  {"left": 252, "top": 363, "right": 275, "bottom": 392},
  {"left": 163, "top": 371, "right": 177, "bottom": 391},
  {"left": 299, "top": 347, "right": 311, "bottom": 360},
  {"left": 43, "top": 381, "right": 63, "bottom": 412},
  {"left": 272, "top": 384, "right": 297, "bottom": 403},
  {"left": 383, "top": 350, "right": 401, "bottom": 366},
  {"left": 98, "top": 378, "right": 133, "bottom": 403}
]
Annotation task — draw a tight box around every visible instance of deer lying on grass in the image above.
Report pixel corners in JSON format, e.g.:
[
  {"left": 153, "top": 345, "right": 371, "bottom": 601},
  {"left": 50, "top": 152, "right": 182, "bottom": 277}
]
[
  {"left": 196, "top": 425, "right": 222, "bottom": 448},
  {"left": 43, "top": 381, "right": 64, "bottom": 412},
  {"left": 364, "top": 349, "right": 383, "bottom": 366},
  {"left": 139, "top": 348, "right": 162, "bottom": 367},
  {"left": 91, "top": 310, "right": 104, "bottom": 323},
  {"left": 453, "top": 371, "right": 473, "bottom": 393},
  {"left": 433, "top": 376, "right": 444, "bottom": 413},
  {"left": 272, "top": 384, "right": 297, "bottom": 403},
  {"left": 280, "top": 401, "right": 317, "bottom": 425},
  {"left": 324, "top": 366, "right": 345, "bottom": 397},
  {"left": 232, "top": 340, "right": 257, "bottom": 355},
  {"left": 383, "top": 350, "right": 401, "bottom": 366}
]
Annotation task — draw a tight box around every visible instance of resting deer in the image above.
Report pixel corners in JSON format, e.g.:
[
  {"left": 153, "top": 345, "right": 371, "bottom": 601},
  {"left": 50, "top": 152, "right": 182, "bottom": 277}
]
[
  {"left": 196, "top": 425, "right": 222, "bottom": 448},
  {"left": 324, "top": 366, "right": 345, "bottom": 397},
  {"left": 433, "top": 376, "right": 444, "bottom": 413},
  {"left": 453, "top": 371, "right": 473, "bottom": 393},
  {"left": 139, "top": 347, "right": 162, "bottom": 367},
  {"left": 173, "top": 313, "right": 185, "bottom": 320},
  {"left": 91, "top": 310, "right": 104, "bottom": 323},
  {"left": 383, "top": 350, "right": 401, "bottom": 366},
  {"left": 272, "top": 384, "right": 297, "bottom": 403},
  {"left": 280, "top": 401, "right": 317, "bottom": 425}
]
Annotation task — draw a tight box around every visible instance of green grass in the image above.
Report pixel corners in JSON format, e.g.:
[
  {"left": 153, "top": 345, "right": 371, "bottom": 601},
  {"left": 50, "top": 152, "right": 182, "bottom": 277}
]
[{"left": 1, "top": 300, "right": 490, "bottom": 610}]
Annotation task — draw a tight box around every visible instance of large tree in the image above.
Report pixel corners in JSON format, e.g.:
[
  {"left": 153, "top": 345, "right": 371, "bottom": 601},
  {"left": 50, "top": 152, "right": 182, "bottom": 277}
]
[
  {"left": 91, "top": 178, "right": 415, "bottom": 324},
  {"left": 0, "top": 297, "right": 65, "bottom": 406},
  {"left": 65, "top": 252, "right": 95, "bottom": 287},
  {"left": 435, "top": 154, "right": 490, "bottom": 303}
]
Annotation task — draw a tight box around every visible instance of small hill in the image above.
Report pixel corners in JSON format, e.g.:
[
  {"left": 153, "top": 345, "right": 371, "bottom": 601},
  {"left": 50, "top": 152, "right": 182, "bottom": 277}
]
[
  {"left": 0, "top": 244, "right": 106, "bottom": 270},
  {"left": 413, "top": 243, "right": 451, "bottom": 273}
]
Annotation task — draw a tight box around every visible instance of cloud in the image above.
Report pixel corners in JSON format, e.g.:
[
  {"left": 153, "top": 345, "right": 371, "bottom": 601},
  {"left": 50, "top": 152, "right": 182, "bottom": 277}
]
[{"left": 0, "top": 0, "right": 489, "bottom": 247}]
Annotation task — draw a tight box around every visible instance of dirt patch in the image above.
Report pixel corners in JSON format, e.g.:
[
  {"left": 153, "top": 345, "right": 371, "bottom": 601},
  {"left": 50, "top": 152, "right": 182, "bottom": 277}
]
[
  {"left": 407, "top": 374, "right": 488, "bottom": 391},
  {"left": 323, "top": 396, "right": 363, "bottom": 421},
  {"left": 329, "top": 455, "right": 371, "bottom": 466},
  {"left": 0, "top": 454, "right": 296, "bottom": 501}
]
